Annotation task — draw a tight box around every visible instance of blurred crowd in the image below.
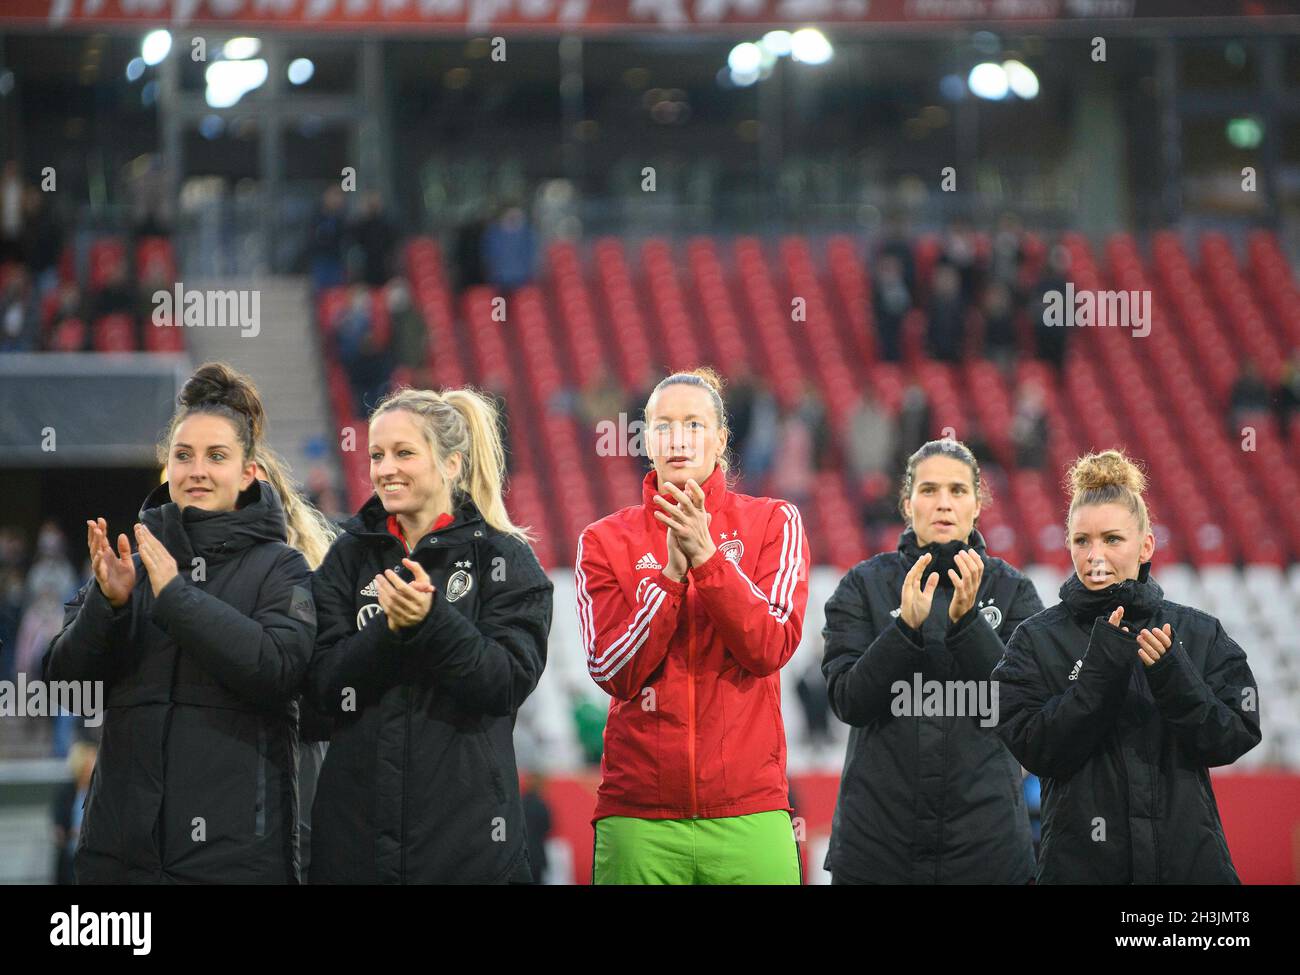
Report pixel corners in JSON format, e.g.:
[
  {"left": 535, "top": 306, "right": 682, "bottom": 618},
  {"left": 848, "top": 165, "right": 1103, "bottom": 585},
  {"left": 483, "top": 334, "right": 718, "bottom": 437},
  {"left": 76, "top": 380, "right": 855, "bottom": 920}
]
[
  {"left": 310, "top": 187, "right": 536, "bottom": 422},
  {"left": 0, "top": 521, "right": 84, "bottom": 757},
  {"left": 872, "top": 214, "right": 1070, "bottom": 368},
  {"left": 1230, "top": 353, "right": 1300, "bottom": 438},
  {"left": 0, "top": 156, "right": 177, "bottom": 353}
]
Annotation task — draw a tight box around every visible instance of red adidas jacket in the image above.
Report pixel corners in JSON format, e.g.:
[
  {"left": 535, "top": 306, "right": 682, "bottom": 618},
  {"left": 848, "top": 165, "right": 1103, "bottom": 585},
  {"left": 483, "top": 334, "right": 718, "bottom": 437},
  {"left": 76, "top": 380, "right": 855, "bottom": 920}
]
[{"left": 575, "top": 464, "right": 809, "bottom": 821}]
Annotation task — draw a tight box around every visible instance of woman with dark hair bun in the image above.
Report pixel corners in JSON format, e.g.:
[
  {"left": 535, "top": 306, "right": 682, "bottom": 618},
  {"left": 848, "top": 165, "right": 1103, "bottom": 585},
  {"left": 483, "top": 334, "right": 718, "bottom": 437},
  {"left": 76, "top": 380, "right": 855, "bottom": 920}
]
[
  {"left": 823, "top": 439, "right": 1044, "bottom": 884},
  {"left": 44, "top": 362, "right": 319, "bottom": 883},
  {"left": 993, "top": 449, "right": 1260, "bottom": 883}
]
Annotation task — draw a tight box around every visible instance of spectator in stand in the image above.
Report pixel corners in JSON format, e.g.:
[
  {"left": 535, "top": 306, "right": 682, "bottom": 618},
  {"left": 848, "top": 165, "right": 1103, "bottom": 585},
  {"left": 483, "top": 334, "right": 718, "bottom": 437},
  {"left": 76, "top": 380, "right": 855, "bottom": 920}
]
[
  {"left": 941, "top": 220, "right": 983, "bottom": 309},
  {"left": 24, "top": 522, "right": 77, "bottom": 608},
  {"left": 960, "top": 421, "right": 993, "bottom": 476},
  {"left": 579, "top": 367, "right": 626, "bottom": 458},
  {"left": 385, "top": 278, "right": 428, "bottom": 385},
  {"left": 128, "top": 154, "right": 173, "bottom": 237},
  {"left": 0, "top": 528, "right": 27, "bottom": 684},
  {"left": 894, "top": 384, "right": 931, "bottom": 473},
  {"left": 726, "top": 364, "right": 758, "bottom": 464},
  {"left": 1229, "top": 358, "right": 1274, "bottom": 436},
  {"left": 350, "top": 191, "right": 398, "bottom": 287},
  {"left": 305, "top": 464, "right": 346, "bottom": 525},
  {"left": 334, "top": 284, "right": 391, "bottom": 415},
  {"left": 0, "top": 161, "right": 25, "bottom": 265},
  {"left": 878, "top": 212, "right": 918, "bottom": 298},
  {"left": 771, "top": 405, "right": 814, "bottom": 507},
  {"left": 990, "top": 211, "right": 1025, "bottom": 294},
  {"left": 21, "top": 186, "right": 63, "bottom": 297},
  {"left": 1278, "top": 348, "right": 1300, "bottom": 436},
  {"left": 482, "top": 204, "right": 537, "bottom": 293},
  {"left": 16, "top": 590, "right": 70, "bottom": 748},
  {"left": 795, "top": 662, "right": 832, "bottom": 752},
  {"left": 1028, "top": 244, "right": 1071, "bottom": 368},
  {"left": 858, "top": 471, "right": 900, "bottom": 535},
  {"left": 52, "top": 739, "right": 98, "bottom": 885},
  {"left": 137, "top": 254, "right": 173, "bottom": 343},
  {"left": 306, "top": 186, "right": 348, "bottom": 292},
  {"left": 569, "top": 685, "right": 606, "bottom": 766},
  {"left": 981, "top": 280, "right": 1018, "bottom": 367},
  {"left": 927, "top": 263, "right": 966, "bottom": 362},
  {"left": 738, "top": 376, "right": 779, "bottom": 493},
  {"left": 19, "top": 524, "right": 79, "bottom": 748},
  {"left": 578, "top": 366, "right": 625, "bottom": 432},
  {"left": 872, "top": 252, "right": 911, "bottom": 363},
  {"left": 1012, "top": 380, "right": 1050, "bottom": 470},
  {"left": 796, "top": 383, "right": 832, "bottom": 470},
  {"left": 91, "top": 254, "right": 136, "bottom": 322},
  {"left": 45, "top": 282, "right": 87, "bottom": 351},
  {"left": 453, "top": 214, "right": 488, "bottom": 293},
  {"left": 520, "top": 773, "right": 553, "bottom": 884},
  {"left": 0, "top": 265, "right": 40, "bottom": 352},
  {"left": 846, "top": 390, "right": 895, "bottom": 486}
]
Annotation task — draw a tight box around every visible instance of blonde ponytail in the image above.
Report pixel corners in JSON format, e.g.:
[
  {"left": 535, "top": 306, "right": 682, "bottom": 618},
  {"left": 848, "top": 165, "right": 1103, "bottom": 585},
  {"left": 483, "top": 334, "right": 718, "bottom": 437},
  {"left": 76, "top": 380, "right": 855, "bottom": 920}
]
[
  {"left": 255, "top": 447, "right": 339, "bottom": 569},
  {"left": 372, "top": 386, "right": 533, "bottom": 542}
]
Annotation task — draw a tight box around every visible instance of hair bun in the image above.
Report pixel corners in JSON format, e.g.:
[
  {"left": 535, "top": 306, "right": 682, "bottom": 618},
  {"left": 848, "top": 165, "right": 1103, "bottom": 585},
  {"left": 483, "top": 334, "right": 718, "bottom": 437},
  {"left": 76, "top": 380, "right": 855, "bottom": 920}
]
[
  {"left": 179, "top": 361, "right": 266, "bottom": 442},
  {"left": 1068, "top": 449, "right": 1146, "bottom": 496},
  {"left": 682, "top": 365, "right": 724, "bottom": 395}
]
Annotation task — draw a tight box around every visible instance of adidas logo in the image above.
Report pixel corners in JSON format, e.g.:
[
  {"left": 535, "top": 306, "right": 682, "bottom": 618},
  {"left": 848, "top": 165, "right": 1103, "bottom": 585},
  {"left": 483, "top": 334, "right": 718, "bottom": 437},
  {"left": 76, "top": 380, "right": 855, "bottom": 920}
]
[
  {"left": 1068, "top": 659, "right": 1082, "bottom": 681},
  {"left": 360, "top": 580, "right": 379, "bottom": 597},
  {"left": 635, "top": 552, "right": 662, "bottom": 571}
]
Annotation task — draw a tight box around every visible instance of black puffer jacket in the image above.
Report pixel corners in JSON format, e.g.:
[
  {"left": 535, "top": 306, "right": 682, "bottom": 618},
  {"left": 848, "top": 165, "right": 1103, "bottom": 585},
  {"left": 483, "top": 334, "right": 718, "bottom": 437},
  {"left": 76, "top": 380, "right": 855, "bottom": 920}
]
[
  {"left": 993, "top": 562, "right": 1261, "bottom": 884},
  {"left": 43, "top": 480, "right": 316, "bottom": 884},
  {"left": 822, "top": 528, "right": 1043, "bottom": 883},
  {"left": 305, "top": 493, "right": 552, "bottom": 884}
]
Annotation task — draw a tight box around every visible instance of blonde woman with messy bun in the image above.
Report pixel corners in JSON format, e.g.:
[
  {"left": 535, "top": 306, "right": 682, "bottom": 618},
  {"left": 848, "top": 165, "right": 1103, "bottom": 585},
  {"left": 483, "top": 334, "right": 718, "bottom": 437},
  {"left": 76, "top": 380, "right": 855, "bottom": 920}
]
[
  {"left": 305, "top": 386, "right": 553, "bottom": 884},
  {"left": 993, "top": 449, "right": 1261, "bottom": 883}
]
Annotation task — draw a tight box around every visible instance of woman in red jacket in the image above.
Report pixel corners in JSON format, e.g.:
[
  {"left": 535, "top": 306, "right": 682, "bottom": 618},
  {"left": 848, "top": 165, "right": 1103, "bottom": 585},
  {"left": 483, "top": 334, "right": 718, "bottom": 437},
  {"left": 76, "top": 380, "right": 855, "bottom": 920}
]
[{"left": 575, "top": 367, "right": 809, "bottom": 884}]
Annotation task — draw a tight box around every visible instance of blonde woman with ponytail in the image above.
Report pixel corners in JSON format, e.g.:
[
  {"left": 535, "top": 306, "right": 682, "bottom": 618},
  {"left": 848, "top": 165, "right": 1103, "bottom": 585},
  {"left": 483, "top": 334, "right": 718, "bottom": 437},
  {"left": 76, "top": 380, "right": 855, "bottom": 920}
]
[
  {"left": 993, "top": 449, "right": 1261, "bottom": 883},
  {"left": 305, "top": 386, "right": 553, "bottom": 884},
  {"left": 43, "top": 362, "right": 319, "bottom": 883}
]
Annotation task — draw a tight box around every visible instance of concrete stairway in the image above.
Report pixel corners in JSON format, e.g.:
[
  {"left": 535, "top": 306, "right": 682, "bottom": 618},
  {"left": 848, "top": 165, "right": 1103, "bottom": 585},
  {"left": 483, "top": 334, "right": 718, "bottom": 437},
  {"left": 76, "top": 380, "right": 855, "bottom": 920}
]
[{"left": 176, "top": 276, "right": 335, "bottom": 495}]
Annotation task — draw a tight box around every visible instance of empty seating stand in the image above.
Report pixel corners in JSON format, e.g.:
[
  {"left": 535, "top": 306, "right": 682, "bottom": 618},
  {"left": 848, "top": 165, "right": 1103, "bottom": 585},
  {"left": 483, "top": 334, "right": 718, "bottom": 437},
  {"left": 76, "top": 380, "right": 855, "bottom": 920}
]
[{"left": 317, "top": 232, "right": 1300, "bottom": 571}]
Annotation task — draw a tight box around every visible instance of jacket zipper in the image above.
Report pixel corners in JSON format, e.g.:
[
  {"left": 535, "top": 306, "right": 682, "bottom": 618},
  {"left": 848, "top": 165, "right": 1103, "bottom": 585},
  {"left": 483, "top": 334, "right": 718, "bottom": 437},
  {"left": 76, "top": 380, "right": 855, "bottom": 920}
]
[
  {"left": 687, "top": 583, "right": 698, "bottom": 819},
  {"left": 400, "top": 539, "right": 411, "bottom": 882}
]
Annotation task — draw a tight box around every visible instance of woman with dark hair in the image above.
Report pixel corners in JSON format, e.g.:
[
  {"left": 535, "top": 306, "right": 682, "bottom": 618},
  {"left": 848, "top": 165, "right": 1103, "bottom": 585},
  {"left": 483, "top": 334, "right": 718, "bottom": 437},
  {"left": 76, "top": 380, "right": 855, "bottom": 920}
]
[
  {"left": 575, "top": 367, "right": 809, "bottom": 884},
  {"left": 823, "top": 439, "right": 1043, "bottom": 883},
  {"left": 992, "top": 449, "right": 1260, "bottom": 883},
  {"left": 44, "top": 362, "right": 320, "bottom": 883}
]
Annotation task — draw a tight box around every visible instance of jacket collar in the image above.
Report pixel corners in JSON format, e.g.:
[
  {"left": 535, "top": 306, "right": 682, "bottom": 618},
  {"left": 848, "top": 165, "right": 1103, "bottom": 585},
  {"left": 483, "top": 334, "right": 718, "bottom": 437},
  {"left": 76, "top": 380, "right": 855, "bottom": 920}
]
[
  {"left": 139, "top": 478, "right": 288, "bottom": 564},
  {"left": 344, "top": 490, "right": 486, "bottom": 549},
  {"left": 897, "top": 525, "right": 988, "bottom": 563},
  {"left": 1059, "top": 560, "right": 1164, "bottom": 626},
  {"left": 641, "top": 463, "right": 728, "bottom": 516},
  {"left": 895, "top": 525, "right": 989, "bottom": 589}
]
